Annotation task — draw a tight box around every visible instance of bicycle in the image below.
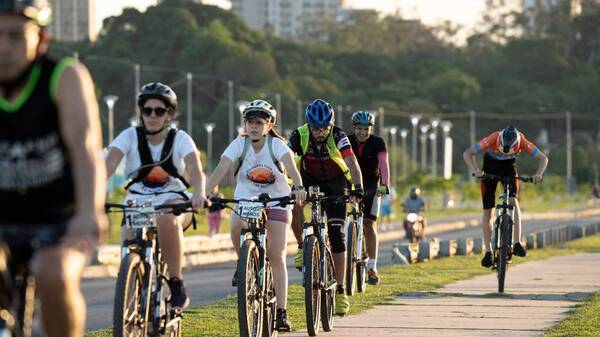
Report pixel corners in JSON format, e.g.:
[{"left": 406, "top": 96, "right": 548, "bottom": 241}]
[
  {"left": 210, "top": 193, "right": 294, "bottom": 337},
  {"left": 301, "top": 186, "right": 348, "bottom": 336},
  {"left": 345, "top": 200, "right": 368, "bottom": 296},
  {"left": 105, "top": 201, "right": 194, "bottom": 337},
  {"left": 481, "top": 173, "right": 534, "bottom": 293},
  {"left": 0, "top": 225, "right": 66, "bottom": 337}
]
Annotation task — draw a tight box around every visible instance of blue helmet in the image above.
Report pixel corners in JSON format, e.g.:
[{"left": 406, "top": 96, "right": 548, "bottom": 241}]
[
  {"left": 351, "top": 110, "right": 375, "bottom": 126},
  {"left": 305, "top": 99, "right": 335, "bottom": 128}
]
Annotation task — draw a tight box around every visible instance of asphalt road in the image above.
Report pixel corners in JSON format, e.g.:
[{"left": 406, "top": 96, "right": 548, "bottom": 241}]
[{"left": 83, "top": 214, "right": 600, "bottom": 332}]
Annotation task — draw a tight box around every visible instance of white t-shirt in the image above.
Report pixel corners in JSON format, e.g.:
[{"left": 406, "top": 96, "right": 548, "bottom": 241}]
[
  {"left": 110, "top": 127, "right": 198, "bottom": 194},
  {"left": 223, "top": 136, "right": 292, "bottom": 207}
]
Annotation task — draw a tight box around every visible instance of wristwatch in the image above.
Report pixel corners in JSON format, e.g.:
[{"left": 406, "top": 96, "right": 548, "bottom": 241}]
[{"left": 291, "top": 185, "right": 304, "bottom": 191}]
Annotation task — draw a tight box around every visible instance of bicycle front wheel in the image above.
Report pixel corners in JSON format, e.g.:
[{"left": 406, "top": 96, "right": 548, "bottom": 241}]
[
  {"left": 321, "top": 247, "right": 335, "bottom": 332},
  {"left": 345, "top": 221, "right": 358, "bottom": 296},
  {"left": 238, "top": 240, "right": 263, "bottom": 337},
  {"left": 113, "top": 252, "right": 150, "bottom": 337},
  {"left": 303, "top": 236, "right": 321, "bottom": 336},
  {"left": 497, "top": 213, "right": 511, "bottom": 293},
  {"left": 356, "top": 233, "right": 368, "bottom": 293}
]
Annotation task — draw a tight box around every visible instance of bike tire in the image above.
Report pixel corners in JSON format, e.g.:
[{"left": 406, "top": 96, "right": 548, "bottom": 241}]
[
  {"left": 321, "top": 248, "right": 335, "bottom": 332},
  {"left": 261, "top": 261, "right": 277, "bottom": 337},
  {"left": 345, "top": 221, "right": 358, "bottom": 296},
  {"left": 238, "top": 240, "right": 263, "bottom": 337},
  {"left": 497, "top": 213, "right": 511, "bottom": 293},
  {"left": 356, "top": 234, "right": 368, "bottom": 293},
  {"left": 113, "top": 252, "right": 150, "bottom": 337},
  {"left": 303, "top": 236, "right": 321, "bottom": 336}
]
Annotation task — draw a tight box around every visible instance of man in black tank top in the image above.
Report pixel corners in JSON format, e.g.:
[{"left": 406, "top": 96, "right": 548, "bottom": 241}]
[{"left": 0, "top": 2, "right": 107, "bottom": 336}]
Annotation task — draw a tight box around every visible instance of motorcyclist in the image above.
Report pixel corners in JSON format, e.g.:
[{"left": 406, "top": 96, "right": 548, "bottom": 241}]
[{"left": 402, "top": 187, "right": 427, "bottom": 239}]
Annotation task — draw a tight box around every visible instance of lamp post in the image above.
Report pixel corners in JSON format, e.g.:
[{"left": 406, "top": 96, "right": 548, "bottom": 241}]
[
  {"left": 103, "top": 95, "right": 118, "bottom": 145},
  {"left": 430, "top": 118, "right": 440, "bottom": 176},
  {"left": 410, "top": 114, "right": 420, "bottom": 172},
  {"left": 441, "top": 121, "right": 453, "bottom": 180},
  {"left": 400, "top": 129, "right": 408, "bottom": 178},
  {"left": 419, "top": 123, "right": 430, "bottom": 170},
  {"left": 389, "top": 126, "right": 398, "bottom": 187},
  {"left": 204, "top": 123, "right": 216, "bottom": 171}
]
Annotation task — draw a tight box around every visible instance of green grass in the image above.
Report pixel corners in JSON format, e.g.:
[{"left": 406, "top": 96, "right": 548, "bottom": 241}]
[
  {"left": 543, "top": 291, "right": 600, "bottom": 337},
  {"left": 86, "top": 234, "right": 600, "bottom": 337}
]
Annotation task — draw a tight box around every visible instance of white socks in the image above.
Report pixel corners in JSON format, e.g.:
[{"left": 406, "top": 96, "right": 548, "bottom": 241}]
[{"left": 368, "top": 259, "right": 377, "bottom": 271}]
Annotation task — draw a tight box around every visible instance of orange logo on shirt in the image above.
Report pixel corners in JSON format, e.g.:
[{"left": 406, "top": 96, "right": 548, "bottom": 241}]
[
  {"left": 247, "top": 165, "right": 275, "bottom": 185},
  {"left": 143, "top": 166, "right": 170, "bottom": 187}
]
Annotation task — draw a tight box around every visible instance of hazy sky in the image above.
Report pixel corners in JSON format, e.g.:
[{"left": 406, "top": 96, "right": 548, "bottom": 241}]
[{"left": 95, "top": 0, "right": 487, "bottom": 35}]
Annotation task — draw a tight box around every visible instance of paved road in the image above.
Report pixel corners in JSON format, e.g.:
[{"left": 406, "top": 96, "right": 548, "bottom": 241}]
[
  {"left": 83, "top": 214, "right": 600, "bottom": 332},
  {"left": 285, "top": 253, "right": 600, "bottom": 336}
]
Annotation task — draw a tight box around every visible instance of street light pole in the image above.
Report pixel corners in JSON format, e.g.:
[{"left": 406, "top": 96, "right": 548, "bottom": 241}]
[
  {"left": 228, "top": 80, "right": 234, "bottom": 141},
  {"left": 134, "top": 63, "right": 140, "bottom": 120},
  {"left": 419, "top": 124, "right": 430, "bottom": 170},
  {"left": 410, "top": 114, "right": 420, "bottom": 172},
  {"left": 469, "top": 110, "right": 476, "bottom": 146},
  {"left": 400, "top": 129, "right": 408, "bottom": 177},
  {"left": 187, "top": 72, "right": 193, "bottom": 136},
  {"left": 204, "top": 123, "right": 216, "bottom": 171},
  {"left": 103, "top": 95, "right": 118, "bottom": 145},
  {"left": 389, "top": 126, "right": 398, "bottom": 188},
  {"left": 430, "top": 118, "right": 440, "bottom": 176},
  {"left": 275, "top": 93, "right": 282, "bottom": 131},
  {"left": 296, "top": 99, "right": 303, "bottom": 126},
  {"left": 566, "top": 111, "right": 573, "bottom": 193}
]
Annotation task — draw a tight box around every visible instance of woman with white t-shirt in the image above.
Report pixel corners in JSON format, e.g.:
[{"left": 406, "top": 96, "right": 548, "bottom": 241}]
[
  {"left": 105, "top": 82, "right": 206, "bottom": 310},
  {"left": 206, "top": 99, "right": 306, "bottom": 332}
]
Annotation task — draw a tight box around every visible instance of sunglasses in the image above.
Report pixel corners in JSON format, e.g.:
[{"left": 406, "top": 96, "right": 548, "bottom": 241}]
[{"left": 142, "top": 107, "right": 168, "bottom": 117}]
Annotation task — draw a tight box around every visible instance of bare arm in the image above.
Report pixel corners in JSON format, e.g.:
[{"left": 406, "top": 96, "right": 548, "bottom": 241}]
[
  {"left": 462, "top": 147, "right": 482, "bottom": 177},
  {"left": 281, "top": 152, "right": 307, "bottom": 204},
  {"left": 532, "top": 150, "right": 548, "bottom": 183},
  {"left": 56, "top": 62, "right": 107, "bottom": 243},
  {"left": 184, "top": 150, "right": 206, "bottom": 208},
  {"left": 205, "top": 156, "right": 234, "bottom": 195},
  {"left": 105, "top": 147, "right": 124, "bottom": 179},
  {"left": 344, "top": 155, "right": 363, "bottom": 187}
]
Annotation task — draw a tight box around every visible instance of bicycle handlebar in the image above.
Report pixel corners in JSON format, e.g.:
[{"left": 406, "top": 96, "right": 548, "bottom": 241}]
[
  {"left": 210, "top": 194, "right": 295, "bottom": 208},
  {"left": 105, "top": 202, "right": 195, "bottom": 216},
  {"left": 478, "top": 173, "right": 535, "bottom": 183}
]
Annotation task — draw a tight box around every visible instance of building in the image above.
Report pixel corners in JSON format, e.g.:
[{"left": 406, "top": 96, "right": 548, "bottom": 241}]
[
  {"left": 48, "top": 0, "right": 96, "bottom": 42},
  {"left": 231, "top": 0, "right": 348, "bottom": 38}
]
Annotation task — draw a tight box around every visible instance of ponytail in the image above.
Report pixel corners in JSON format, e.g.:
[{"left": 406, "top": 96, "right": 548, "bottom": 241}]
[{"left": 268, "top": 128, "right": 285, "bottom": 141}]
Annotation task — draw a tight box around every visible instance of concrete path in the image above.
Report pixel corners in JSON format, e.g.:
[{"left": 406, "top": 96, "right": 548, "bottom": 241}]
[{"left": 286, "top": 253, "right": 600, "bottom": 337}]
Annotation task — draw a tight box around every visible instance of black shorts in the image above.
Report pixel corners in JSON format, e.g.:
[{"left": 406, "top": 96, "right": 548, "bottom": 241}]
[
  {"left": 481, "top": 155, "right": 519, "bottom": 209},
  {"left": 302, "top": 174, "right": 348, "bottom": 221},
  {"left": 362, "top": 191, "right": 381, "bottom": 221}
]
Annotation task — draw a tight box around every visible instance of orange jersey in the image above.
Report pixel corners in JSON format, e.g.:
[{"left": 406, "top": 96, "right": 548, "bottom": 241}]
[{"left": 474, "top": 131, "right": 538, "bottom": 160}]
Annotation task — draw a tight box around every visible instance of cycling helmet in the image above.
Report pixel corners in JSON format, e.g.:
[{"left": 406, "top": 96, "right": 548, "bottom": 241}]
[
  {"left": 496, "top": 125, "right": 521, "bottom": 155},
  {"left": 242, "top": 99, "right": 277, "bottom": 123},
  {"left": 137, "top": 82, "right": 178, "bottom": 111},
  {"left": 409, "top": 187, "right": 420, "bottom": 198},
  {"left": 351, "top": 110, "right": 375, "bottom": 126},
  {"left": 305, "top": 99, "right": 335, "bottom": 128},
  {"left": 0, "top": 0, "right": 52, "bottom": 26}
]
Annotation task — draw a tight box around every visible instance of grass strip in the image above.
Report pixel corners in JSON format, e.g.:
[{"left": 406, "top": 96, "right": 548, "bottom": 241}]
[
  {"left": 87, "top": 234, "right": 600, "bottom": 337},
  {"left": 542, "top": 291, "right": 600, "bottom": 337}
]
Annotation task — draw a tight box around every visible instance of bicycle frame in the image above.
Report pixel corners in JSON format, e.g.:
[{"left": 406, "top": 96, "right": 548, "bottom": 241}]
[
  {"left": 492, "top": 180, "right": 515, "bottom": 260},
  {"left": 347, "top": 201, "right": 365, "bottom": 265}
]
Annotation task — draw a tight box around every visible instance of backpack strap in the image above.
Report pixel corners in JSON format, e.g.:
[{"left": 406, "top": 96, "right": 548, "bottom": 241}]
[
  {"left": 159, "top": 129, "right": 190, "bottom": 188},
  {"left": 234, "top": 136, "right": 250, "bottom": 177},
  {"left": 267, "top": 135, "right": 285, "bottom": 174}
]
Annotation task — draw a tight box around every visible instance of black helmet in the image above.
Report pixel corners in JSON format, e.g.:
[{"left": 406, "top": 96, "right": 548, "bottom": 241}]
[
  {"left": 497, "top": 125, "right": 520, "bottom": 154},
  {"left": 409, "top": 187, "right": 420, "bottom": 198},
  {"left": 137, "top": 82, "right": 178, "bottom": 111},
  {"left": 0, "top": 0, "right": 52, "bottom": 26}
]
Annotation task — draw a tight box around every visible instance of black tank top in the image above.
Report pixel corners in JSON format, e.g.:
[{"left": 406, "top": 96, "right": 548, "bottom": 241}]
[{"left": 0, "top": 56, "right": 76, "bottom": 224}]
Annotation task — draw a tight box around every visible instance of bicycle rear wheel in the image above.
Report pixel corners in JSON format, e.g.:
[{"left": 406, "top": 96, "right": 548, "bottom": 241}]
[
  {"left": 261, "top": 261, "right": 277, "bottom": 337},
  {"left": 303, "top": 236, "right": 321, "bottom": 336},
  {"left": 321, "top": 247, "right": 335, "bottom": 332},
  {"left": 345, "top": 221, "right": 358, "bottom": 296},
  {"left": 497, "top": 213, "right": 511, "bottom": 293},
  {"left": 238, "top": 240, "right": 263, "bottom": 337},
  {"left": 113, "top": 252, "right": 150, "bottom": 337}
]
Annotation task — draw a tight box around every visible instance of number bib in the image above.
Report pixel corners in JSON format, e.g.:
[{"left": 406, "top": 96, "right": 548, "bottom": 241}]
[
  {"left": 125, "top": 207, "right": 157, "bottom": 229},
  {"left": 238, "top": 201, "right": 264, "bottom": 220}
]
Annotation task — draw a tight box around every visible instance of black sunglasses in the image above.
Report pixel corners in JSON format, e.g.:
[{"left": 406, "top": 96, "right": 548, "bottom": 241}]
[{"left": 142, "top": 107, "right": 168, "bottom": 117}]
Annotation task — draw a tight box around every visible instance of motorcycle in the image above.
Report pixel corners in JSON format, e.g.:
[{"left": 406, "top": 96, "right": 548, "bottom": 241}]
[{"left": 404, "top": 212, "right": 425, "bottom": 243}]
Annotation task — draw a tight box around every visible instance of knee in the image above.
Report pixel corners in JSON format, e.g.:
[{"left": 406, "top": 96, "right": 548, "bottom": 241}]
[
  {"left": 34, "top": 253, "right": 79, "bottom": 295},
  {"left": 328, "top": 221, "right": 345, "bottom": 253}
]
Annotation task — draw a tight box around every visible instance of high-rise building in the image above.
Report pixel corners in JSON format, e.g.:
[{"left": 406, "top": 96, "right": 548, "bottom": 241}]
[
  {"left": 231, "top": 0, "right": 348, "bottom": 38},
  {"left": 48, "top": 0, "right": 96, "bottom": 42}
]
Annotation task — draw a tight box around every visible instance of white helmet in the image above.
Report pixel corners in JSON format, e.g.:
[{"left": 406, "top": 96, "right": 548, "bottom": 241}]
[{"left": 242, "top": 99, "right": 277, "bottom": 124}]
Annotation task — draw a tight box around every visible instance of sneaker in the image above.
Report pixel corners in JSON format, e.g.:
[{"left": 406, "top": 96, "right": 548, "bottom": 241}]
[
  {"left": 335, "top": 291, "right": 350, "bottom": 316},
  {"left": 294, "top": 247, "right": 303, "bottom": 270},
  {"left": 274, "top": 308, "right": 292, "bottom": 332},
  {"left": 168, "top": 277, "right": 190, "bottom": 309},
  {"left": 481, "top": 251, "right": 493, "bottom": 268},
  {"left": 513, "top": 242, "right": 527, "bottom": 257},
  {"left": 232, "top": 270, "right": 238, "bottom": 287},
  {"left": 367, "top": 269, "right": 380, "bottom": 285}
]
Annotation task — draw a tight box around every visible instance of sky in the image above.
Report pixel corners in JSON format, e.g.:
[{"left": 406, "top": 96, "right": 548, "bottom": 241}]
[{"left": 95, "top": 0, "right": 488, "bottom": 36}]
